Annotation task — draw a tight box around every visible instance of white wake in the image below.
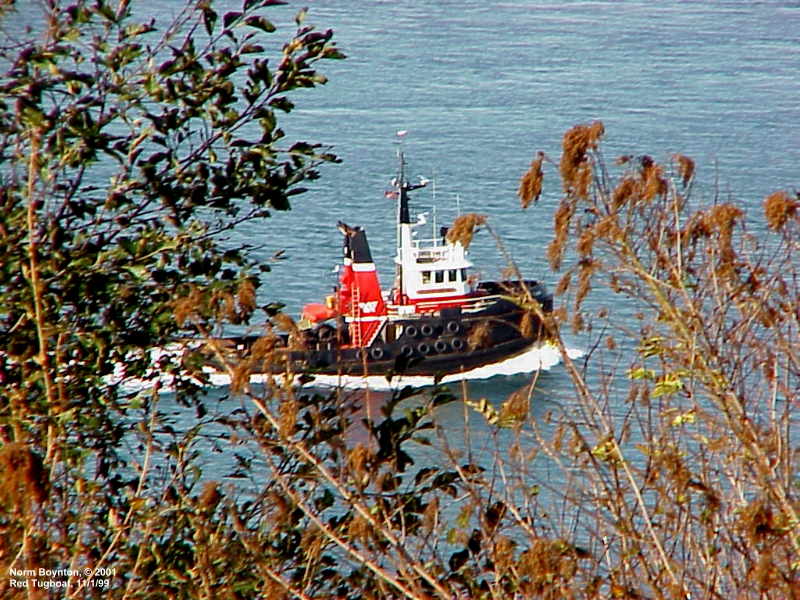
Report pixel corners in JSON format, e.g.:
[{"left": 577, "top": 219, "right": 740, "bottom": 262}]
[{"left": 278, "top": 342, "right": 584, "bottom": 391}]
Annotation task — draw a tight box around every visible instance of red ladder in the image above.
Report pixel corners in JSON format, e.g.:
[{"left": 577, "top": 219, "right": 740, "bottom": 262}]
[{"left": 350, "top": 288, "right": 362, "bottom": 347}]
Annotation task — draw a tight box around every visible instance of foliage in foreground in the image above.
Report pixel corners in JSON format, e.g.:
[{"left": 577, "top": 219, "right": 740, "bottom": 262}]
[
  {"left": 183, "top": 125, "right": 798, "bottom": 599},
  {"left": 0, "top": 0, "right": 343, "bottom": 597},
  {"left": 1, "top": 2, "right": 799, "bottom": 598}
]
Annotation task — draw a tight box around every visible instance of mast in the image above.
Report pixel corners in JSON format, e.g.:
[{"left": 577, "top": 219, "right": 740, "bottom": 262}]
[
  {"left": 395, "top": 132, "right": 411, "bottom": 260},
  {"left": 398, "top": 149, "right": 411, "bottom": 226},
  {"left": 393, "top": 132, "right": 426, "bottom": 303}
]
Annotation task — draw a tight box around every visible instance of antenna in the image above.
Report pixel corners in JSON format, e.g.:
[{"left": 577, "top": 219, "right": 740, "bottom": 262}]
[
  {"left": 395, "top": 130, "right": 408, "bottom": 155},
  {"left": 395, "top": 130, "right": 408, "bottom": 190},
  {"left": 432, "top": 205, "right": 437, "bottom": 246}
]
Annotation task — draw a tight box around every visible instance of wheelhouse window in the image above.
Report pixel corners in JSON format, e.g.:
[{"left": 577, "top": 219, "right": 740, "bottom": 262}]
[
  {"left": 422, "top": 271, "right": 431, "bottom": 284},
  {"left": 448, "top": 269, "right": 458, "bottom": 282},
  {"left": 461, "top": 268, "right": 468, "bottom": 281},
  {"left": 435, "top": 270, "right": 444, "bottom": 283}
]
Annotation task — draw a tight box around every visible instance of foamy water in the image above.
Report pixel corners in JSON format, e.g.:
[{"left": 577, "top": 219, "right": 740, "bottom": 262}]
[{"left": 280, "top": 342, "right": 585, "bottom": 391}]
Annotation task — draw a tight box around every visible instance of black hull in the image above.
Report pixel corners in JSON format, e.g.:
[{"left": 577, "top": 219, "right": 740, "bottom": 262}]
[
  {"left": 206, "top": 280, "right": 553, "bottom": 380},
  {"left": 294, "top": 334, "right": 540, "bottom": 378}
]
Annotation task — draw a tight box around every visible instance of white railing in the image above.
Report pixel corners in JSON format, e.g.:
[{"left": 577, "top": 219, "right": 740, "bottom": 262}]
[{"left": 411, "top": 241, "right": 464, "bottom": 263}]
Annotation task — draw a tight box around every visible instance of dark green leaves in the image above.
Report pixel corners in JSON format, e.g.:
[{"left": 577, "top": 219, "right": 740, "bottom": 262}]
[
  {"left": 245, "top": 15, "right": 276, "bottom": 33},
  {"left": 0, "top": 2, "right": 348, "bottom": 596},
  {"left": 200, "top": 2, "right": 218, "bottom": 35},
  {"left": 223, "top": 11, "right": 242, "bottom": 29}
]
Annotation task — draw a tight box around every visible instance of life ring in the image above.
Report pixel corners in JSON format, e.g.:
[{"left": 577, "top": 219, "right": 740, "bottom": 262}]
[
  {"left": 400, "top": 345, "right": 414, "bottom": 357},
  {"left": 404, "top": 325, "right": 419, "bottom": 338},
  {"left": 434, "top": 339, "right": 449, "bottom": 353},
  {"left": 370, "top": 346, "right": 385, "bottom": 360},
  {"left": 417, "top": 342, "right": 432, "bottom": 355},
  {"left": 420, "top": 323, "right": 435, "bottom": 337},
  {"left": 451, "top": 337, "right": 465, "bottom": 351},
  {"left": 446, "top": 320, "right": 461, "bottom": 334}
]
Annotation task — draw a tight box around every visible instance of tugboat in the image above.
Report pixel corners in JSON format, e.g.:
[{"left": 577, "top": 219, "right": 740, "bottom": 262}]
[{"left": 205, "top": 148, "right": 553, "bottom": 380}]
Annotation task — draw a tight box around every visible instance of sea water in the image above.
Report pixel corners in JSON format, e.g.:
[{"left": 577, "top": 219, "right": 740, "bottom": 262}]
[
  {"left": 6, "top": 0, "right": 798, "bottom": 489},
  {"left": 43, "top": 0, "right": 797, "bottom": 427}
]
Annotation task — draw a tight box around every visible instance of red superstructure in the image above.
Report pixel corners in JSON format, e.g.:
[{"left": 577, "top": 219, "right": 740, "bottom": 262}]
[{"left": 335, "top": 223, "right": 388, "bottom": 348}]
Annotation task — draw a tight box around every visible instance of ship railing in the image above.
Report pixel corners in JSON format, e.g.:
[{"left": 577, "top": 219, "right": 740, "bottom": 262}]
[
  {"left": 411, "top": 242, "right": 463, "bottom": 263},
  {"left": 388, "top": 292, "right": 507, "bottom": 315},
  {"left": 458, "top": 294, "right": 503, "bottom": 313}
]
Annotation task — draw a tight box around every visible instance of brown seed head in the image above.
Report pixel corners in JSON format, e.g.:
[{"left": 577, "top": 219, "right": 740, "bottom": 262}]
[
  {"left": 272, "top": 312, "right": 298, "bottom": 335},
  {"left": 173, "top": 286, "right": 204, "bottom": 327},
  {"left": 672, "top": 153, "right": 695, "bottom": 187},
  {"left": 0, "top": 443, "right": 47, "bottom": 511},
  {"left": 576, "top": 227, "right": 596, "bottom": 257},
  {"left": 642, "top": 162, "right": 667, "bottom": 201},
  {"left": 236, "top": 279, "right": 257, "bottom": 316},
  {"left": 763, "top": 190, "right": 799, "bottom": 231},
  {"left": 348, "top": 514, "right": 372, "bottom": 542},
  {"left": 446, "top": 213, "right": 487, "bottom": 249},
  {"left": 467, "top": 321, "right": 491, "bottom": 350},
  {"left": 422, "top": 496, "right": 439, "bottom": 533},
  {"left": 347, "top": 444, "right": 371, "bottom": 485},
  {"left": 560, "top": 121, "right": 604, "bottom": 198},
  {"left": 500, "top": 389, "right": 530, "bottom": 424},
  {"left": 518, "top": 151, "right": 545, "bottom": 209},
  {"left": 548, "top": 199, "right": 576, "bottom": 270},
  {"left": 706, "top": 204, "right": 743, "bottom": 264},
  {"left": 230, "top": 361, "right": 251, "bottom": 393},
  {"left": 210, "top": 289, "right": 237, "bottom": 322},
  {"left": 574, "top": 258, "right": 597, "bottom": 311},
  {"left": 612, "top": 177, "right": 639, "bottom": 209},
  {"left": 520, "top": 312, "right": 535, "bottom": 339},
  {"left": 250, "top": 334, "right": 280, "bottom": 362},
  {"left": 278, "top": 396, "right": 298, "bottom": 438},
  {"left": 555, "top": 270, "right": 572, "bottom": 296},
  {"left": 198, "top": 481, "right": 222, "bottom": 512}
]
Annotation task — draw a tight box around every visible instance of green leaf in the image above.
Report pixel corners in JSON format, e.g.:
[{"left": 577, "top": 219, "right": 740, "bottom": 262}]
[
  {"left": 671, "top": 410, "right": 696, "bottom": 427},
  {"left": 652, "top": 373, "right": 684, "bottom": 398},
  {"left": 591, "top": 437, "right": 620, "bottom": 463},
  {"left": 21, "top": 106, "right": 46, "bottom": 128},
  {"left": 627, "top": 367, "right": 656, "bottom": 380},
  {"left": 269, "top": 96, "right": 294, "bottom": 112},
  {"left": 638, "top": 336, "right": 665, "bottom": 358},
  {"left": 245, "top": 15, "right": 276, "bottom": 33},
  {"left": 223, "top": 11, "right": 242, "bottom": 29},
  {"left": 240, "top": 43, "right": 264, "bottom": 55},
  {"left": 94, "top": 0, "right": 116, "bottom": 22},
  {"left": 201, "top": 5, "right": 218, "bottom": 36},
  {"left": 464, "top": 397, "right": 500, "bottom": 425},
  {"left": 322, "top": 46, "right": 346, "bottom": 60}
]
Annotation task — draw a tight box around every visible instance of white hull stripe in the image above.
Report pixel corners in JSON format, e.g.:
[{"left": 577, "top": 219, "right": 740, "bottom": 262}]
[
  {"left": 352, "top": 263, "right": 377, "bottom": 272},
  {"left": 345, "top": 315, "right": 386, "bottom": 322}
]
